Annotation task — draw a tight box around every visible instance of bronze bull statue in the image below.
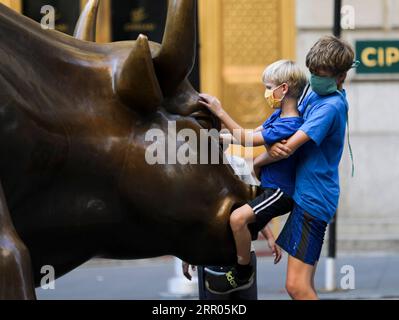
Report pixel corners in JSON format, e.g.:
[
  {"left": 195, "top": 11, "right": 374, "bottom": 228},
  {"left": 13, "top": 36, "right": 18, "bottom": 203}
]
[{"left": 0, "top": 0, "right": 256, "bottom": 299}]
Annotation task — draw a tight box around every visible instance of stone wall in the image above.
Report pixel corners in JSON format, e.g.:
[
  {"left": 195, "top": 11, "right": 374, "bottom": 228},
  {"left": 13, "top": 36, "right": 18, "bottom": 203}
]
[{"left": 296, "top": 0, "right": 399, "bottom": 252}]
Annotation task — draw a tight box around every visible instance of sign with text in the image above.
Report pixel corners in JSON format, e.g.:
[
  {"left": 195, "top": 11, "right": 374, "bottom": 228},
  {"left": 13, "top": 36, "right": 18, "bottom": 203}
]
[
  {"left": 111, "top": 0, "right": 200, "bottom": 91},
  {"left": 356, "top": 40, "right": 399, "bottom": 74},
  {"left": 111, "top": 0, "right": 168, "bottom": 43}
]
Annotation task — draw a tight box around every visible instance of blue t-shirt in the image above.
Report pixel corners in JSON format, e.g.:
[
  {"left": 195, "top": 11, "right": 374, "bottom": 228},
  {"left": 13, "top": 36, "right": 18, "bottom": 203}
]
[
  {"left": 260, "top": 110, "right": 303, "bottom": 196},
  {"left": 294, "top": 90, "right": 348, "bottom": 223}
]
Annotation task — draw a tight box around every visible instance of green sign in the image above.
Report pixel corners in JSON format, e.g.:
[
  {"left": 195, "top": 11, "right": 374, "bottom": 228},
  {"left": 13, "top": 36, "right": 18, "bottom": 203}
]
[{"left": 356, "top": 40, "right": 399, "bottom": 74}]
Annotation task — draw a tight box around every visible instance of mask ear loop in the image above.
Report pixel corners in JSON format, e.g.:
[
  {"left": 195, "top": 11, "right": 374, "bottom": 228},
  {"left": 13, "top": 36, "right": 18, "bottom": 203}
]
[
  {"left": 298, "top": 83, "right": 311, "bottom": 116},
  {"left": 264, "top": 83, "right": 282, "bottom": 98},
  {"left": 336, "top": 89, "right": 355, "bottom": 178},
  {"left": 351, "top": 60, "right": 361, "bottom": 68},
  {"left": 279, "top": 83, "right": 288, "bottom": 102},
  {"left": 346, "top": 62, "right": 359, "bottom": 177},
  {"left": 299, "top": 83, "right": 310, "bottom": 106},
  {"left": 269, "top": 83, "right": 287, "bottom": 103},
  {"left": 346, "top": 114, "right": 355, "bottom": 177}
]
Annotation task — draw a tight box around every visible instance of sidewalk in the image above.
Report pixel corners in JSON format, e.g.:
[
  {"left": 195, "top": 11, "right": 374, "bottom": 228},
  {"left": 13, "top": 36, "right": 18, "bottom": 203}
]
[
  {"left": 257, "top": 253, "right": 399, "bottom": 300},
  {"left": 36, "top": 253, "right": 399, "bottom": 300}
]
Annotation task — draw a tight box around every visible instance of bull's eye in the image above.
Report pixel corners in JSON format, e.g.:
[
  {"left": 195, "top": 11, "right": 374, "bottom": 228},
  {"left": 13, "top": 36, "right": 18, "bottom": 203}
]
[
  {"left": 190, "top": 110, "right": 222, "bottom": 131},
  {"left": 190, "top": 111, "right": 217, "bottom": 130}
]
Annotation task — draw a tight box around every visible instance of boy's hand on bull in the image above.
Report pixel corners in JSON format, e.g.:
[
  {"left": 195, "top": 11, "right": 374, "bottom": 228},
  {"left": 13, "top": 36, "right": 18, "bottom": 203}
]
[{"left": 198, "top": 93, "right": 224, "bottom": 118}]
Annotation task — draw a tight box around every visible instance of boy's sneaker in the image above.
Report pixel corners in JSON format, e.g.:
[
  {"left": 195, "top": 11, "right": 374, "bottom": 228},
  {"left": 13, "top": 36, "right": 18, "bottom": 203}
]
[{"left": 205, "top": 266, "right": 254, "bottom": 295}]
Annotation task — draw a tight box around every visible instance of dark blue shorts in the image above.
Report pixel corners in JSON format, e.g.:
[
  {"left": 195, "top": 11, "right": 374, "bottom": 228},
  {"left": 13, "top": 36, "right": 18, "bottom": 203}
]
[
  {"left": 247, "top": 187, "right": 294, "bottom": 240},
  {"left": 276, "top": 204, "right": 327, "bottom": 266}
]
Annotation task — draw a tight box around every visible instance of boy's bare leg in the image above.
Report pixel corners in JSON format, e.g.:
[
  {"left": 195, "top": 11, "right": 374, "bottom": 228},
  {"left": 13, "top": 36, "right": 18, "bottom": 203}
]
[
  {"left": 286, "top": 255, "right": 318, "bottom": 300},
  {"left": 311, "top": 262, "right": 318, "bottom": 292},
  {"left": 230, "top": 205, "right": 256, "bottom": 266},
  {"left": 204, "top": 204, "right": 257, "bottom": 294}
]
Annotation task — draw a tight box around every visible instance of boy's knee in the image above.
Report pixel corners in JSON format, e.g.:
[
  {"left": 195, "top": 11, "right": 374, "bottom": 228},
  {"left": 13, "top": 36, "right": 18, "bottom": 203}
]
[
  {"left": 230, "top": 209, "right": 248, "bottom": 231},
  {"left": 285, "top": 279, "right": 313, "bottom": 299},
  {"left": 285, "top": 279, "right": 299, "bottom": 297}
]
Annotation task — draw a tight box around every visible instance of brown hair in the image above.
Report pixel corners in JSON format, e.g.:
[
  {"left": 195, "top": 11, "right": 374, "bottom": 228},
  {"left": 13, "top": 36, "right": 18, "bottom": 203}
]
[{"left": 306, "top": 35, "right": 355, "bottom": 76}]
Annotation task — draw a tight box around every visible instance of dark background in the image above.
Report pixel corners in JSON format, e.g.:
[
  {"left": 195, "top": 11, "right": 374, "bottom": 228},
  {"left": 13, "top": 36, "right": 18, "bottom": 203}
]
[{"left": 22, "top": 0, "right": 200, "bottom": 91}]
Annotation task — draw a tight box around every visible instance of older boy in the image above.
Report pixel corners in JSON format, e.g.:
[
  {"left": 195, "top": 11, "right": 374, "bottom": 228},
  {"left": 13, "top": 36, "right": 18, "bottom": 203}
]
[{"left": 262, "top": 35, "right": 356, "bottom": 299}]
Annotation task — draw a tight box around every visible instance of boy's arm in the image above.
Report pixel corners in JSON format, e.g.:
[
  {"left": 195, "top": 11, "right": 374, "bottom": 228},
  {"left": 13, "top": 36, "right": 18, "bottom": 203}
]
[
  {"left": 254, "top": 125, "right": 264, "bottom": 132},
  {"left": 218, "top": 112, "right": 265, "bottom": 147},
  {"left": 199, "top": 94, "right": 266, "bottom": 147},
  {"left": 254, "top": 151, "right": 277, "bottom": 168},
  {"left": 261, "top": 225, "right": 274, "bottom": 240},
  {"left": 268, "top": 103, "right": 338, "bottom": 160},
  {"left": 267, "top": 130, "right": 311, "bottom": 162},
  {"left": 253, "top": 152, "right": 275, "bottom": 178},
  {"left": 220, "top": 133, "right": 242, "bottom": 145},
  {"left": 253, "top": 130, "right": 311, "bottom": 165},
  {"left": 261, "top": 226, "right": 282, "bottom": 264}
]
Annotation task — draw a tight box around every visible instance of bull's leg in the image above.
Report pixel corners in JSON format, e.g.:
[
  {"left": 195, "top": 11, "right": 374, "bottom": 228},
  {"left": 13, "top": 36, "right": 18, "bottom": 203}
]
[{"left": 0, "top": 180, "right": 36, "bottom": 300}]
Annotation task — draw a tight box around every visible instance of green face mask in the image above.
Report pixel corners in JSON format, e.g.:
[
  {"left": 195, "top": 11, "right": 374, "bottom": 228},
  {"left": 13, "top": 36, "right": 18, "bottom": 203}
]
[{"left": 310, "top": 74, "right": 338, "bottom": 96}]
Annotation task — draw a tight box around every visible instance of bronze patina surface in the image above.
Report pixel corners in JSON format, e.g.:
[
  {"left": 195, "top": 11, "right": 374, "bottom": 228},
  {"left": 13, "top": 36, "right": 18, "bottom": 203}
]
[{"left": 0, "top": 0, "right": 255, "bottom": 299}]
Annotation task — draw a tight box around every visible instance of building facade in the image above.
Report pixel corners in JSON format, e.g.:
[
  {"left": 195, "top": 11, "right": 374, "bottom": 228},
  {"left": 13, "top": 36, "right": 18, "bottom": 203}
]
[
  {"left": 296, "top": 0, "right": 399, "bottom": 252},
  {"left": 1, "top": 0, "right": 398, "bottom": 252}
]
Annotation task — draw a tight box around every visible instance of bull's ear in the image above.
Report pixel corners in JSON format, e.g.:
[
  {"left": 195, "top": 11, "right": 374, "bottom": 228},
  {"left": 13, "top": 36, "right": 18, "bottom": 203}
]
[
  {"left": 115, "top": 34, "right": 163, "bottom": 113},
  {"left": 154, "top": 0, "right": 197, "bottom": 96},
  {"left": 73, "top": 0, "right": 100, "bottom": 41}
]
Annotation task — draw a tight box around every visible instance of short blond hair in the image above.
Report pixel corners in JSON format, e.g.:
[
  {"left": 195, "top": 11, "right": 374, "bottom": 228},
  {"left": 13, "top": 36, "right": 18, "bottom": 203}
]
[
  {"left": 262, "top": 60, "right": 308, "bottom": 99},
  {"left": 306, "top": 35, "right": 355, "bottom": 76}
]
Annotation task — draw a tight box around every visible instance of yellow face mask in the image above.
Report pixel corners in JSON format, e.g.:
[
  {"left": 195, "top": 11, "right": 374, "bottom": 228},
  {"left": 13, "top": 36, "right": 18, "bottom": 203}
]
[{"left": 264, "top": 84, "right": 285, "bottom": 109}]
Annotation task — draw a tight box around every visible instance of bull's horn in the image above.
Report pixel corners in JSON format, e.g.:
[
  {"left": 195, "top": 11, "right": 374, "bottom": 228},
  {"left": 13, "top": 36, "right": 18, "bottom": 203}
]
[
  {"left": 154, "top": 0, "right": 197, "bottom": 96},
  {"left": 73, "top": 0, "right": 100, "bottom": 41},
  {"left": 116, "top": 34, "right": 163, "bottom": 113}
]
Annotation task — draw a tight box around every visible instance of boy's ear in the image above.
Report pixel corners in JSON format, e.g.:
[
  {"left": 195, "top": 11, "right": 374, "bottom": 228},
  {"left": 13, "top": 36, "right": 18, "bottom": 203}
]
[
  {"left": 337, "top": 72, "right": 347, "bottom": 85},
  {"left": 282, "top": 83, "right": 289, "bottom": 95}
]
